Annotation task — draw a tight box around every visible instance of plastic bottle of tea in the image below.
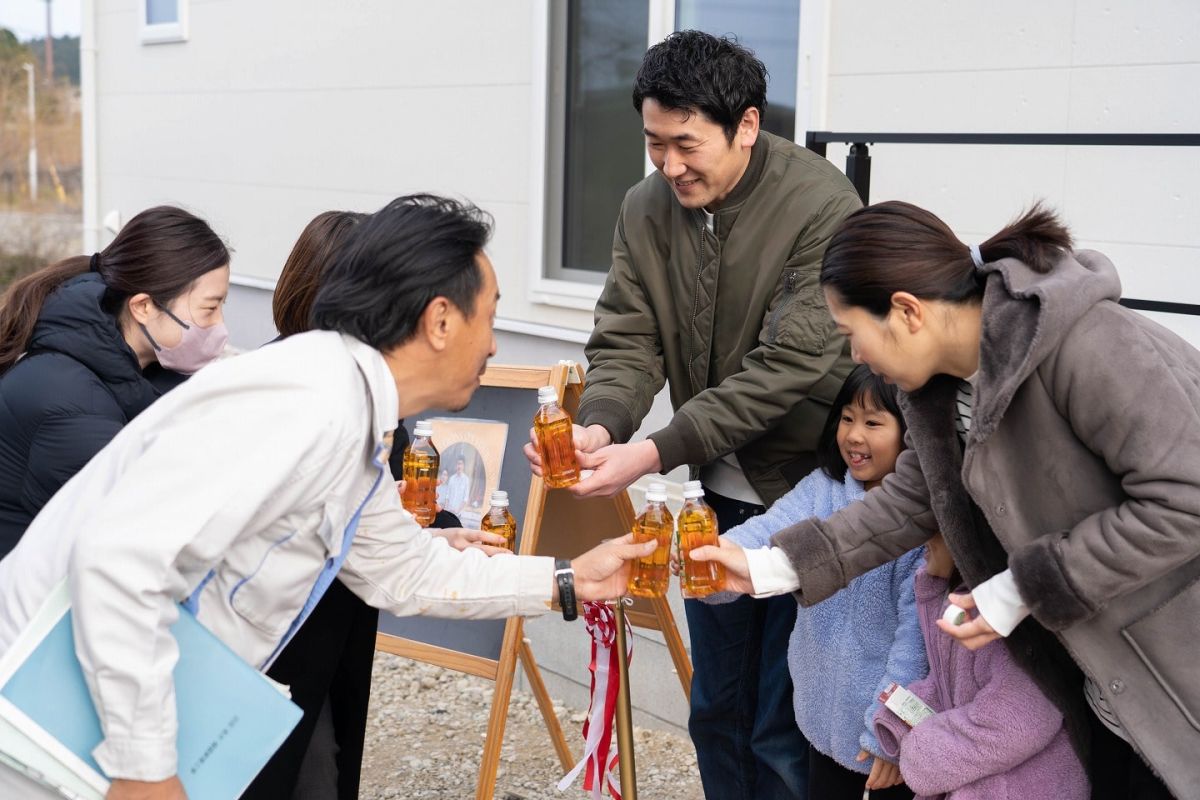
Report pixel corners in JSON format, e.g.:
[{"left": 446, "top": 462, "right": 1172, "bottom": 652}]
[
  {"left": 480, "top": 490, "right": 518, "bottom": 551},
  {"left": 534, "top": 386, "right": 580, "bottom": 488},
  {"left": 678, "top": 480, "right": 726, "bottom": 598},
  {"left": 628, "top": 482, "right": 673, "bottom": 598},
  {"left": 401, "top": 420, "right": 439, "bottom": 527}
]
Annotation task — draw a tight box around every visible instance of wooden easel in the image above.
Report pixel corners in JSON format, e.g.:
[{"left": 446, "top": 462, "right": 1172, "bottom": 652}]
[{"left": 375, "top": 362, "right": 692, "bottom": 800}]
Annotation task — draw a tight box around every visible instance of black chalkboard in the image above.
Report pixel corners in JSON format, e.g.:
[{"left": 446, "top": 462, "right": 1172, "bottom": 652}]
[{"left": 376, "top": 370, "right": 548, "bottom": 661}]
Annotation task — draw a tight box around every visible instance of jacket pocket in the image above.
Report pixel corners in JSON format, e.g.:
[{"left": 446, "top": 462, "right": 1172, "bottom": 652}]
[
  {"left": 1120, "top": 574, "right": 1200, "bottom": 732},
  {"left": 766, "top": 268, "right": 829, "bottom": 355},
  {"left": 229, "top": 503, "right": 347, "bottom": 637}
]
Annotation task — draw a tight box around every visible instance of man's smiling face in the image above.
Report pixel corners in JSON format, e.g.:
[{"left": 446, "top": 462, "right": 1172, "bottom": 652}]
[{"left": 641, "top": 98, "right": 756, "bottom": 211}]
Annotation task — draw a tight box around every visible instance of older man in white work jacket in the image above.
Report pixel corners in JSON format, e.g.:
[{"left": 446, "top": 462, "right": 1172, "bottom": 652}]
[{"left": 0, "top": 195, "right": 651, "bottom": 800}]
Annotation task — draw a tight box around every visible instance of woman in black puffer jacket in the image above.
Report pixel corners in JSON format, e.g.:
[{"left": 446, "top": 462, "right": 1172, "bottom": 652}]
[{"left": 0, "top": 206, "right": 230, "bottom": 556}]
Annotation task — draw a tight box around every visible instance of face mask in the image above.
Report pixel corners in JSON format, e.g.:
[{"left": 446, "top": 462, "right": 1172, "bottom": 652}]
[{"left": 139, "top": 305, "right": 229, "bottom": 375}]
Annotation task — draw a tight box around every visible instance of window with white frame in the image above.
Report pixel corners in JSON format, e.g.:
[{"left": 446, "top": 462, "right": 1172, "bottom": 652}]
[
  {"left": 140, "top": 0, "right": 188, "bottom": 44},
  {"left": 543, "top": 0, "right": 801, "bottom": 287}
]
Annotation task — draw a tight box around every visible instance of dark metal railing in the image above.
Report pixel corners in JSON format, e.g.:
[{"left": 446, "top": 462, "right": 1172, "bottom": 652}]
[{"left": 804, "top": 131, "right": 1200, "bottom": 317}]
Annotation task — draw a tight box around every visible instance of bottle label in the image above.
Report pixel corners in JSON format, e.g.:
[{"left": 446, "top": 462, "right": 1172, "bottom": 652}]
[{"left": 879, "top": 681, "right": 935, "bottom": 727}]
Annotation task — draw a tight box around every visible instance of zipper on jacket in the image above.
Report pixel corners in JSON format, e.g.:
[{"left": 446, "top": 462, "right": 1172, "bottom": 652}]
[
  {"left": 766, "top": 268, "right": 801, "bottom": 343},
  {"left": 686, "top": 217, "right": 706, "bottom": 392}
]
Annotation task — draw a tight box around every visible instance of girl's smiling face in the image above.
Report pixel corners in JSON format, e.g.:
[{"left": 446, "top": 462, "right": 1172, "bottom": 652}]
[{"left": 836, "top": 394, "right": 904, "bottom": 490}]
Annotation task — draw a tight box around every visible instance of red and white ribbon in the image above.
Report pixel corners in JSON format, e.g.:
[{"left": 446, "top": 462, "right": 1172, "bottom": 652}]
[{"left": 557, "top": 600, "right": 633, "bottom": 799}]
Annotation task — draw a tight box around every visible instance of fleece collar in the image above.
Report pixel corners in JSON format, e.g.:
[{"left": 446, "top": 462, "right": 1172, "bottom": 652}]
[{"left": 964, "top": 250, "right": 1122, "bottom": 446}]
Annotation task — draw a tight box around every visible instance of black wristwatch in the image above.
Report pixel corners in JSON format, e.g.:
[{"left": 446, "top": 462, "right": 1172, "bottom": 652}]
[{"left": 554, "top": 559, "right": 578, "bottom": 621}]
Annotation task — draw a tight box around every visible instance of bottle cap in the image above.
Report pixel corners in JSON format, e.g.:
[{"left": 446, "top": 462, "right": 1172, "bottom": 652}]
[
  {"left": 490, "top": 490, "right": 509, "bottom": 507},
  {"left": 537, "top": 386, "right": 559, "bottom": 405},
  {"left": 682, "top": 480, "right": 705, "bottom": 499},
  {"left": 645, "top": 482, "right": 667, "bottom": 503},
  {"left": 413, "top": 420, "right": 433, "bottom": 437},
  {"left": 942, "top": 604, "right": 968, "bottom": 626}
]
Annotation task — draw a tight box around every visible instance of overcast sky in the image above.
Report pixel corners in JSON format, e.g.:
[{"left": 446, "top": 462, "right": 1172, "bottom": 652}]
[{"left": 0, "top": 1, "right": 82, "bottom": 40}]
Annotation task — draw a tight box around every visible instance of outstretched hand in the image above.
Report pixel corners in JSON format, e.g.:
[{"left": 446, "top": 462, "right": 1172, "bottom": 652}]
[
  {"left": 568, "top": 533, "right": 658, "bottom": 602},
  {"left": 686, "top": 536, "right": 754, "bottom": 595},
  {"left": 568, "top": 440, "right": 662, "bottom": 498},
  {"left": 935, "top": 591, "right": 1001, "bottom": 649},
  {"left": 432, "top": 527, "right": 510, "bottom": 556},
  {"left": 523, "top": 424, "right": 611, "bottom": 477}
]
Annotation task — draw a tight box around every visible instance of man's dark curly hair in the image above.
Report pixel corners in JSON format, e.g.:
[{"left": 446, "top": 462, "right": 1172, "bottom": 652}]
[{"left": 632, "top": 30, "right": 768, "bottom": 143}]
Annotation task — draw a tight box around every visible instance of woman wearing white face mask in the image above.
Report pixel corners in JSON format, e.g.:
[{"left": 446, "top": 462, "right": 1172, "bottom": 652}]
[{"left": 0, "top": 205, "right": 230, "bottom": 556}]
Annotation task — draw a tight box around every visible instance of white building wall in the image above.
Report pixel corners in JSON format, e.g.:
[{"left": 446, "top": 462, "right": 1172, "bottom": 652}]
[{"left": 820, "top": 0, "right": 1200, "bottom": 343}]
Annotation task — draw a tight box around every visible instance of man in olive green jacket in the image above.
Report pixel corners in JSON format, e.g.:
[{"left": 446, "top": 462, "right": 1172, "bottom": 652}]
[{"left": 526, "top": 32, "right": 858, "bottom": 799}]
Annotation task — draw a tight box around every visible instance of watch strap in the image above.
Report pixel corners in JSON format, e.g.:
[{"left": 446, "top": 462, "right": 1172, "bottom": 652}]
[{"left": 554, "top": 558, "right": 577, "bottom": 622}]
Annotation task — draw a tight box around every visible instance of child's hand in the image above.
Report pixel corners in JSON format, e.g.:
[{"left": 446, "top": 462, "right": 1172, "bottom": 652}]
[
  {"left": 686, "top": 536, "right": 754, "bottom": 594},
  {"left": 924, "top": 532, "right": 954, "bottom": 579},
  {"left": 936, "top": 591, "right": 1002, "bottom": 649},
  {"left": 668, "top": 542, "right": 682, "bottom": 576},
  {"left": 857, "top": 750, "right": 904, "bottom": 790}
]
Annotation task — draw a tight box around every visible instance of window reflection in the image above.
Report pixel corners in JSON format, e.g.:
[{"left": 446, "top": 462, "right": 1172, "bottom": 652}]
[
  {"left": 561, "top": 0, "right": 649, "bottom": 275},
  {"left": 146, "top": 0, "right": 180, "bottom": 25}
]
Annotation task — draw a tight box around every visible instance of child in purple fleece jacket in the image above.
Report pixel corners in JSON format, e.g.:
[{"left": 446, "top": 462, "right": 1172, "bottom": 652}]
[{"left": 873, "top": 534, "right": 1088, "bottom": 799}]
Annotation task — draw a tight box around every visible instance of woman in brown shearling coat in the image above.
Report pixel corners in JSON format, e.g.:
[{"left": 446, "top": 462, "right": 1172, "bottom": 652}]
[{"left": 693, "top": 202, "right": 1199, "bottom": 800}]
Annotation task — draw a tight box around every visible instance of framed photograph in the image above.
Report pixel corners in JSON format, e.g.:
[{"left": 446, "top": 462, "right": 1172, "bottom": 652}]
[{"left": 427, "top": 417, "right": 508, "bottom": 529}]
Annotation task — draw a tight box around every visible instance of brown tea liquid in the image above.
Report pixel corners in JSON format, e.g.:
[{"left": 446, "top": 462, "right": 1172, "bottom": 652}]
[
  {"left": 534, "top": 387, "right": 580, "bottom": 488},
  {"left": 401, "top": 422, "right": 439, "bottom": 527},
  {"left": 628, "top": 484, "right": 673, "bottom": 598},
  {"left": 679, "top": 484, "right": 725, "bottom": 597},
  {"left": 481, "top": 490, "right": 517, "bottom": 551}
]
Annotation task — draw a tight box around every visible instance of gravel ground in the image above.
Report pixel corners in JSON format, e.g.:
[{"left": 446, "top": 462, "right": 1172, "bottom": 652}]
[{"left": 360, "top": 652, "right": 704, "bottom": 799}]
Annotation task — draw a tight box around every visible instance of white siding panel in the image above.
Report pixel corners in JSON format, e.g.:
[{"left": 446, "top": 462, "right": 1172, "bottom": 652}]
[
  {"left": 1063, "top": 147, "right": 1200, "bottom": 249},
  {"left": 1067, "top": 64, "right": 1200, "bottom": 131},
  {"left": 1078, "top": 241, "right": 1200, "bottom": 304},
  {"left": 96, "top": 86, "right": 531, "bottom": 206},
  {"left": 828, "top": 0, "right": 1074, "bottom": 76},
  {"left": 1070, "top": 0, "right": 1200, "bottom": 66},
  {"left": 98, "top": 0, "right": 532, "bottom": 92},
  {"left": 828, "top": 70, "right": 1072, "bottom": 131}
]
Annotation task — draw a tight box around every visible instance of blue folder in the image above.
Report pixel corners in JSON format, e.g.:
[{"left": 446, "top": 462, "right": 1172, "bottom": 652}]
[{"left": 0, "top": 591, "right": 302, "bottom": 799}]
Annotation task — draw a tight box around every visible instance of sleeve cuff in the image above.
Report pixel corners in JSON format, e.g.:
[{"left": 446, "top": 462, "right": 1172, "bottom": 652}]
[
  {"left": 971, "top": 569, "right": 1031, "bottom": 637},
  {"left": 744, "top": 546, "right": 801, "bottom": 597},
  {"left": 646, "top": 414, "right": 706, "bottom": 473},
  {"left": 769, "top": 518, "right": 846, "bottom": 606},
  {"left": 576, "top": 398, "right": 635, "bottom": 445},
  {"left": 872, "top": 707, "right": 907, "bottom": 760},
  {"left": 1008, "top": 533, "right": 1092, "bottom": 631},
  {"left": 94, "top": 736, "right": 177, "bottom": 782},
  {"left": 516, "top": 555, "right": 557, "bottom": 616}
]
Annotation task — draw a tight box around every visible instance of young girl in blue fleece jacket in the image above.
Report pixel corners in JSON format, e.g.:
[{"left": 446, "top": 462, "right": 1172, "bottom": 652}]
[{"left": 714, "top": 365, "right": 928, "bottom": 799}]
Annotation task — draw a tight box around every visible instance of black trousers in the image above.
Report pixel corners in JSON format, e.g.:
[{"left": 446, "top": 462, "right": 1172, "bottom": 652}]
[
  {"left": 242, "top": 578, "right": 379, "bottom": 800},
  {"left": 1089, "top": 712, "right": 1176, "bottom": 800},
  {"left": 807, "top": 745, "right": 913, "bottom": 800}
]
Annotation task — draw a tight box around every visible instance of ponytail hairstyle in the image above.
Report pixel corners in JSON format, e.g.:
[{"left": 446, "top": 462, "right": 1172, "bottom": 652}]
[
  {"left": 272, "top": 210, "right": 368, "bottom": 338},
  {"left": 816, "top": 364, "right": 908, "bottom": 482},
  {"left": 819, "top": 200, "right": 1074, "bottom": 317},
  {"left": 0, "top": 206, "right": 229, "bottom": 375}
]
